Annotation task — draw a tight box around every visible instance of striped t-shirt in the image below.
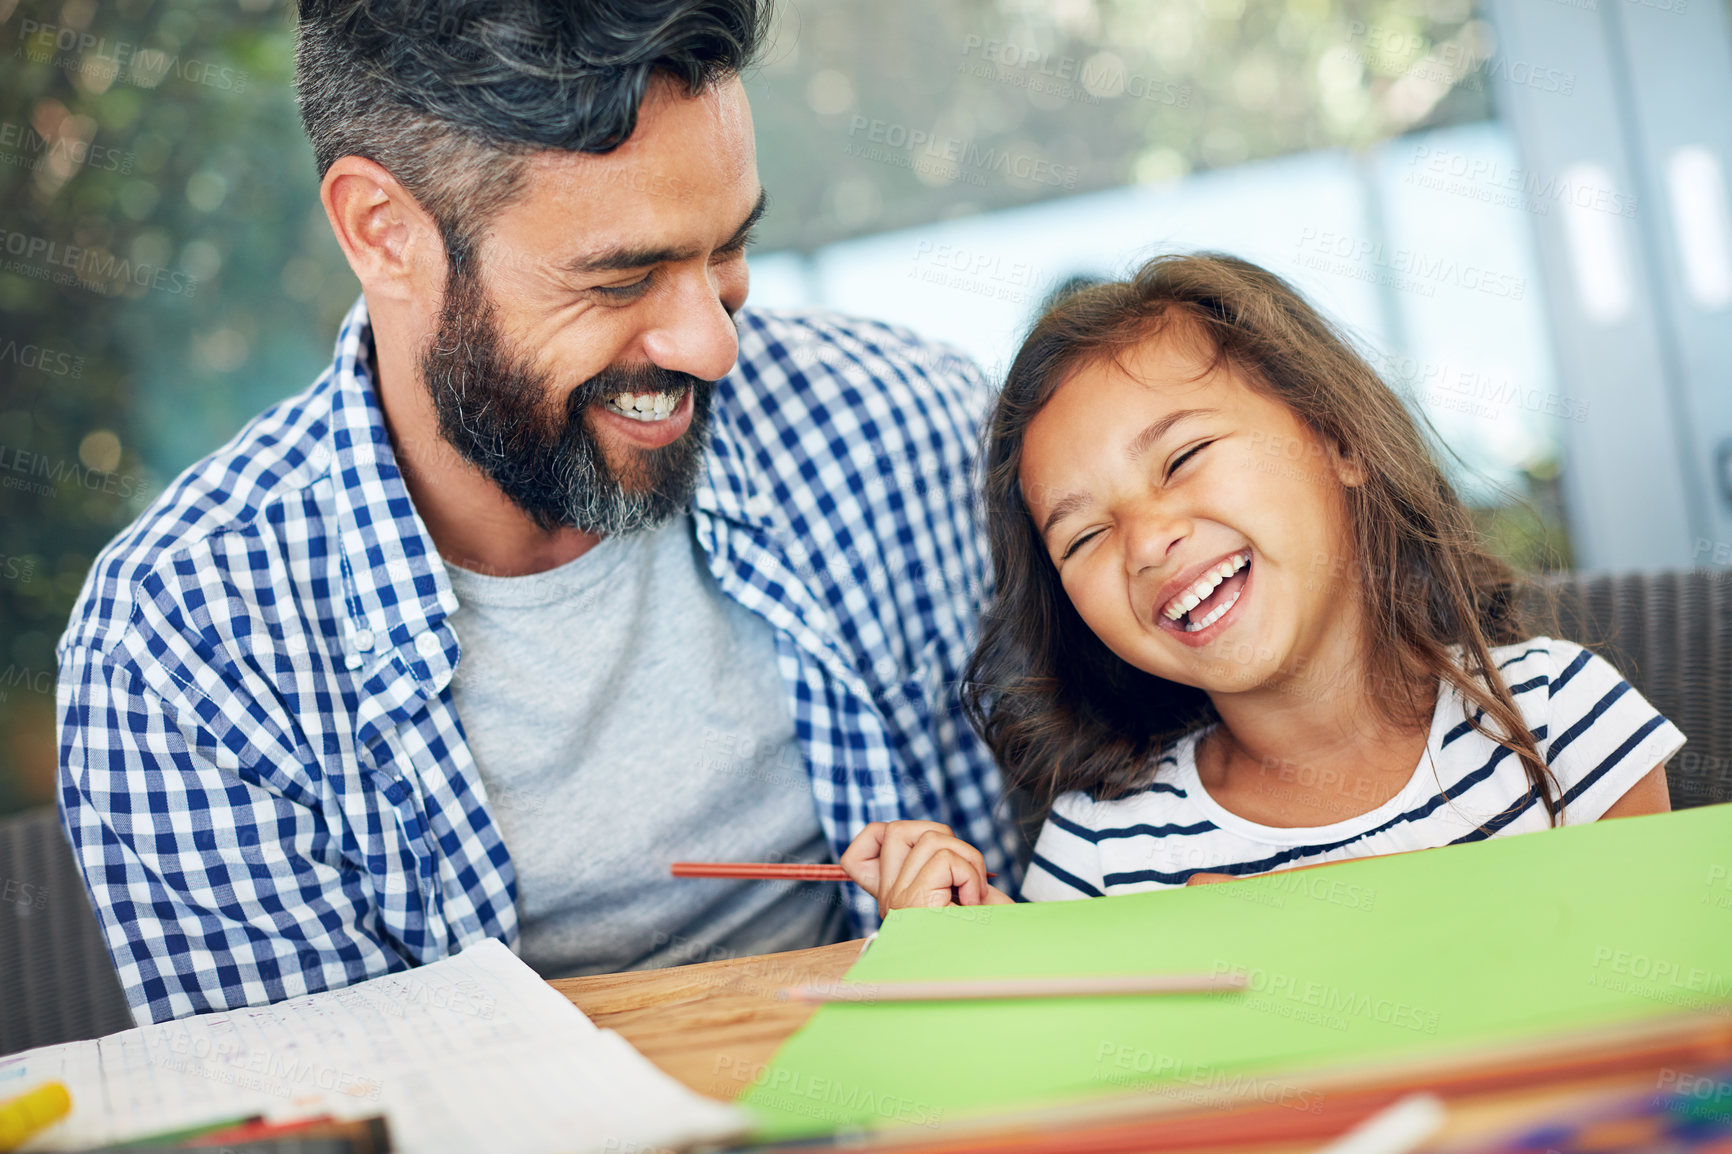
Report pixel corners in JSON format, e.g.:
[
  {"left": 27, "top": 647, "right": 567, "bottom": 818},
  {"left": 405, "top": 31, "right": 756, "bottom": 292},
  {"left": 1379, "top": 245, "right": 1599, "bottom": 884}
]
[{"left": 1022, "top": 637, "right": 1685, "bottom": 900}]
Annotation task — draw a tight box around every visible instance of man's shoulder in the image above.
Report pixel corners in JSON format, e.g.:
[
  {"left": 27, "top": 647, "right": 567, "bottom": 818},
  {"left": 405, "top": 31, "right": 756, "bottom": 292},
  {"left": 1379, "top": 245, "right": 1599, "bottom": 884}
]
[
  {"left": 730, "top": 307, "right": 992, "bottom": 424},
  {"left": 60, "top": 375, "right": 340, "bottom": 656},
  {"left": 715, "top": 308, "right": 993, "bottom": 496}
]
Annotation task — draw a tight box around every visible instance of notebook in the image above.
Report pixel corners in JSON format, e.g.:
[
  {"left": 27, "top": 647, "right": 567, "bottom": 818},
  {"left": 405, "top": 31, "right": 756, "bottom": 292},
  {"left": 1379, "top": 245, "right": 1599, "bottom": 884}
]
[{"left": 0, "top": 939, "right": 746, "bottom": 1153}]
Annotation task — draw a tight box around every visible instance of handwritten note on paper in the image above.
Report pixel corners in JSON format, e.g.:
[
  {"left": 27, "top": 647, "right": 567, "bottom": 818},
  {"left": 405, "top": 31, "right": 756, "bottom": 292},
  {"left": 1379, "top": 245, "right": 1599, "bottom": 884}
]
[{"left": 2, "top": 939, "right": 746, "bottom": 1154}]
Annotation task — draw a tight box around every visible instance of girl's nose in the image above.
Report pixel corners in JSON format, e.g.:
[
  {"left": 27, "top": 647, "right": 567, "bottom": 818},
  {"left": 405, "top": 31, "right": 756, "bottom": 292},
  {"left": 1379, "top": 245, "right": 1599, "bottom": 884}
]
[{"left": 1122, "top": 501, "right": 1191, "bottom": 576}]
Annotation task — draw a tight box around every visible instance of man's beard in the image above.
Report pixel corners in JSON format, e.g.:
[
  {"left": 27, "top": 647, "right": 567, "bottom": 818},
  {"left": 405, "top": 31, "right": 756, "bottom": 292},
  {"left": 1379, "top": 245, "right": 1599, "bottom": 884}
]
[{"left": 418, "top": 265, "right": 714, "bottom": 536}]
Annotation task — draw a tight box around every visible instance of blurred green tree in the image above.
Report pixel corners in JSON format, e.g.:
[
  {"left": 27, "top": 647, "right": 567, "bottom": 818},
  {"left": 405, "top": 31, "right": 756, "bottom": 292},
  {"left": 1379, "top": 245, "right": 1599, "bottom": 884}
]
[{"left": 0, "top": 0, "right": 356, "bottom": 813}]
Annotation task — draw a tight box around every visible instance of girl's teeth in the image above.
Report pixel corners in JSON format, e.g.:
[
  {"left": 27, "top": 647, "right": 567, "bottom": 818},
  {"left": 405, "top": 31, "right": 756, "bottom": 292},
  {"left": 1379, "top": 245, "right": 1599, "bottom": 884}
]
[
  {"left": 1185, "top": 588, "right": 1242, "bottom": 632},
  {"left": 1161, "top": 549, "right": 1251, "bottom": 622}
]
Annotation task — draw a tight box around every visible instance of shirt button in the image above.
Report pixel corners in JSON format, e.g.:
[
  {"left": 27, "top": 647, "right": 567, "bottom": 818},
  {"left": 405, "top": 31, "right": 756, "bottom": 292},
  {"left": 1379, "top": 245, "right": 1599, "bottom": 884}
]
[
  {"left": 415, "top": 632, "right": 442, "bottom": 659},
  {"left": 353, "top": 629, "right": 375, "bottom": 652}
]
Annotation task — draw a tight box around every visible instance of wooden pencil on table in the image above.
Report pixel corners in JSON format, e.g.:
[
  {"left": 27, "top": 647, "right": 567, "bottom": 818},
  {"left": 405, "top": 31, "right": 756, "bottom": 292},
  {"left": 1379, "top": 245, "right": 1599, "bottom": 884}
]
[
  {"left": 670, "top": 862, "right": 996, "bottom": 882},
  {"left": 671, "top": 861, "right": 854, "bottom": 881},
  {"left": 779, "top": 972, "right": 1249, "bottom": 1003}
]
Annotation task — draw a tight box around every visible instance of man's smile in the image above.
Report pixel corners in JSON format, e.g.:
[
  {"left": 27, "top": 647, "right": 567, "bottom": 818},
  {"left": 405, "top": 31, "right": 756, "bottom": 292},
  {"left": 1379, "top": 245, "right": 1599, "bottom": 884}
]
[{"left": 593, "top": 384, "right": 696, "bottom": 449}]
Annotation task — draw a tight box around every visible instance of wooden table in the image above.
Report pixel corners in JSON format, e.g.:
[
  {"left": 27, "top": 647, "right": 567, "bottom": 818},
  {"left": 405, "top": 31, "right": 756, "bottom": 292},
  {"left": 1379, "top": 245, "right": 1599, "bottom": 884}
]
[{"left": 549, "top": 938, "right": 868, "bottom": 1101}]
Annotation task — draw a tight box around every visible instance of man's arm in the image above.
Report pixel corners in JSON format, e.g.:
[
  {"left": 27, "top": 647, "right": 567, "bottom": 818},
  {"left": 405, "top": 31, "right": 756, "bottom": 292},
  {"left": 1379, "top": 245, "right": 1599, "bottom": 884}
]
[{"left": 58, "top": 643, "right": 404, "bottom": 1023}]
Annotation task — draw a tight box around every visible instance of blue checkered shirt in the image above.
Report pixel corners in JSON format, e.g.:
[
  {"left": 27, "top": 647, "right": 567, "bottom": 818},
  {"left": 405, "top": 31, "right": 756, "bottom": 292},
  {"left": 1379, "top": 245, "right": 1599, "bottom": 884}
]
[{"left": 57, "top": 297, "right": 1017, "bottom": 1024}]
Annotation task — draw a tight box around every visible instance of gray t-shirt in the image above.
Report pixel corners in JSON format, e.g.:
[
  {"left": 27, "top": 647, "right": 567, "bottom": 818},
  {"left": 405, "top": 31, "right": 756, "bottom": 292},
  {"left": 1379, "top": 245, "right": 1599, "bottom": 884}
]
[{"left": 444, "top": 514, "right": 845, "bottom": 979}]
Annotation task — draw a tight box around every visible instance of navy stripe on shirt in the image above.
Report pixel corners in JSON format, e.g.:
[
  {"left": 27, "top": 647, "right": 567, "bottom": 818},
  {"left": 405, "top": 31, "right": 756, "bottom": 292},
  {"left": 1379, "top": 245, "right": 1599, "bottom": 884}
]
[
  {"left": 1548, "top": 680, "right": 1632, "bottom": 762},
  {"left": 1047, "top": 806, "right": 1217, "bottom": 843},
  {"left": 1552, "top": 646, "right": 1593, "bottom": 693},
  {"left": 1441, "top": 673, "right": 1549, "bottom": 748},
  {"left": 1448, "top": 786, "right": 1541, "bottom": 844},
  {"left": 1029, "top": 851, "right": 1104, "bottom": 897},
  {"left": 1497, "top": 646, "right": 1548, "bottom": 670},
  {"left": 1561, "top": 713, "right": 1667, "bottom": 807},
  {"left": 1138, "top": 780, "right": 1188, "bottom": 798}
]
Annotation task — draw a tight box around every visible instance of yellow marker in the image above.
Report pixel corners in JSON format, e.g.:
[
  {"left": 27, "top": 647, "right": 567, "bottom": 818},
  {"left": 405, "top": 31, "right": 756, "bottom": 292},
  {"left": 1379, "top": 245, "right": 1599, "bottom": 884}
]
[{"left": 0, "top": 1081, "right": 72, "bottom": 1152}]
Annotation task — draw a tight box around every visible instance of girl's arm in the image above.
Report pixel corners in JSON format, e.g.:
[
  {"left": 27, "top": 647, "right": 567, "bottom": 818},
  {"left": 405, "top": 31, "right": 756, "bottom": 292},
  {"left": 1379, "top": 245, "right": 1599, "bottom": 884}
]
[{"left": 1598, "top": 763, "right": 1672, "bottom": 818}]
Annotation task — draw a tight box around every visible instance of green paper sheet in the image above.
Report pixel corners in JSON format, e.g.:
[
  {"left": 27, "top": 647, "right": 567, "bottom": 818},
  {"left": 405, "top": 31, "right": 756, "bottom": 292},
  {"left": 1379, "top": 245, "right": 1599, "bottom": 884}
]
[{"left": 740, "top": 805, "right": 1732, "bottom": 1140}]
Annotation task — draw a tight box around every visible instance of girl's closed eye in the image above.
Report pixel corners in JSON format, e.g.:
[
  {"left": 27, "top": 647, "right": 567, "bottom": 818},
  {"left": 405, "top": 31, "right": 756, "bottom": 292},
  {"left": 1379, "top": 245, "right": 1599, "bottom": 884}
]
[
  {"left": 1165, "top": 440, "right": 1214, "bottom": 480},
  {"left": 1057, "top": 440, "right": 1215, "bottom": 562},
  {"left": 1061, "top": 527, "right": 1103, "bottom": 561}
]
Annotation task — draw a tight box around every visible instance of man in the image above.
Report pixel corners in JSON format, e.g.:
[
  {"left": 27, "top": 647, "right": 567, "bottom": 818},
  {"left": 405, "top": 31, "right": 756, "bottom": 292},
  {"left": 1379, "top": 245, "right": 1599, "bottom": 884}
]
[{"left": 56, "top": 0, "right": 1016, "bottom": 1025}]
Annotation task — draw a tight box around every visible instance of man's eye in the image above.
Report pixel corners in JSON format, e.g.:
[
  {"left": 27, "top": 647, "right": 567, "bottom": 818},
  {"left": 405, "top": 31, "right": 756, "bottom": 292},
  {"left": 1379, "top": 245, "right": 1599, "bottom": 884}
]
[
  {"left": 714, "top": 229, "right": 758, "bottom": 259},
  {"left": 1166, "top": 440, "right": 1213, "bottom": 480},
  {"left": 593, "top": 274, "right": 652, "bottom": 300},
  {"left": 1061, "top": 529, "right": 1101, "bottom": 561}
]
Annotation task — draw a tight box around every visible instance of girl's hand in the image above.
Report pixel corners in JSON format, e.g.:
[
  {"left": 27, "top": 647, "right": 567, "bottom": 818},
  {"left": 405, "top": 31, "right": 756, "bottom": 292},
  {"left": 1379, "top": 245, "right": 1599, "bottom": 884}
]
[{"left": 840, "top": 821, "right": 1012, "bottom": 917}]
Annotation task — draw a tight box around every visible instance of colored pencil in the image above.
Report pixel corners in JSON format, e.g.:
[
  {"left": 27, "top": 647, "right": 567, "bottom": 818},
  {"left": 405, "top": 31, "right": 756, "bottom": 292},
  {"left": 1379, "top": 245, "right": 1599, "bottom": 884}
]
[
  {"left": 109, "top": 1114, "right": 263, "bottom": 1148},
  {"left": 671, "top": 862, "right": 995, "bottom": 881},
  {"left": 1315, "top": 1093, "right": 1445, "bottom": 1154},
  {"left": 672, "top": 862, "right": 853, "bottom": 881},
  {"left": 186, "top": 1114, "right": 333, "bottom": 1143},
  {"left": 778, "top": 972, "right": 1249, "bottom": 1003},
  {"left": 0, "top": 1081, "right": 72, "bottom": 1152},
  {"left": 187, "top": 1114, "right": 391, "bottom": 1154}
]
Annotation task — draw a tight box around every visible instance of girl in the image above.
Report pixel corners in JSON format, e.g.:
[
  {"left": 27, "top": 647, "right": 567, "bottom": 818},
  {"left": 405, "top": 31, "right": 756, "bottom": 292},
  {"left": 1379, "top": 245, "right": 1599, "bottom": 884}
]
[{"left": 841, "top": 253, "right": 1679, "bottom": 915}]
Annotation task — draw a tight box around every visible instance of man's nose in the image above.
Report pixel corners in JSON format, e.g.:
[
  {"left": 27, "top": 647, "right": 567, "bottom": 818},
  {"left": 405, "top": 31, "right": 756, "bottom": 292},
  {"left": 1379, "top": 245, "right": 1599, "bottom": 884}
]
[{"left": 640, "top": 271, "right": 741, "bottom": 383}]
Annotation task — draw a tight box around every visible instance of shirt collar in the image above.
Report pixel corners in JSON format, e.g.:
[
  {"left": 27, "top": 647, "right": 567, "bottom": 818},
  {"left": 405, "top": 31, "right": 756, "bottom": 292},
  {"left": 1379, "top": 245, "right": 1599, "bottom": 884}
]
[{"left": 323, "top": 296, "right": 459, "bottom": 659}]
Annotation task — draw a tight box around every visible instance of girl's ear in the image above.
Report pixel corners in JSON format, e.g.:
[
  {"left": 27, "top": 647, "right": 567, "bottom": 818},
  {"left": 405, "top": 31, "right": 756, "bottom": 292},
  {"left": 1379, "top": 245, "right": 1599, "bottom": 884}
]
[{"left": 1329, "top": 442, "right": 1367, "bottom": 487}]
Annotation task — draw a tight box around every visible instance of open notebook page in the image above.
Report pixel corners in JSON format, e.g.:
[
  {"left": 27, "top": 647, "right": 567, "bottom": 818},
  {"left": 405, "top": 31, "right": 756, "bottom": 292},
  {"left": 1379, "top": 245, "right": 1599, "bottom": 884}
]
[{"left": 1, "top": 938, "right": 746, "bottom": 1153}]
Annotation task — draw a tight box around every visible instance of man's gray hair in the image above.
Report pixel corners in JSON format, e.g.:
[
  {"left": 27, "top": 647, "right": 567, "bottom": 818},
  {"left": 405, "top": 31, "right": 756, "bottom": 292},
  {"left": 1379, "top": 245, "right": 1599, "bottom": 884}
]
[{"left": 294, "top": 0, "right": 770, "bottom": 268}]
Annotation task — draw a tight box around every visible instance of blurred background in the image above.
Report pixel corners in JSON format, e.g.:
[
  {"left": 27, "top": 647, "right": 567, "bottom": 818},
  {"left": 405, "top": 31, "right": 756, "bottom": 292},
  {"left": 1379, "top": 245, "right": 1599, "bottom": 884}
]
[{"left": 1, "top": 0, "right": 1729, "bottom": 817}]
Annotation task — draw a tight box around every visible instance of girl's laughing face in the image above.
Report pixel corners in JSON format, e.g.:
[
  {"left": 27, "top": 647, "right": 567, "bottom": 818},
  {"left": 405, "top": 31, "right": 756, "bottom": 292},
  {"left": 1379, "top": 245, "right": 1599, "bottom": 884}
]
[{"left": 1018, "top": 332, "right": 1365, "bottom": 695}]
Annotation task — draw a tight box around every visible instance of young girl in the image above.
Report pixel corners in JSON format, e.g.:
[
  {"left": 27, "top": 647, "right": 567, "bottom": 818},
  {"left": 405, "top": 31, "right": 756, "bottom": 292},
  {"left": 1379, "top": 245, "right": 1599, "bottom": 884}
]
[{"left": 841, "top": 253, "right": 1679, "bottom": 916}]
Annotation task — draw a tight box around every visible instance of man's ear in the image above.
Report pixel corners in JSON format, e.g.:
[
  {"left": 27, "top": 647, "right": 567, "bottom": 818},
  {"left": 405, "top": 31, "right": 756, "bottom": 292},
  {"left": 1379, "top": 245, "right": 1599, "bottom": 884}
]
[{"left": 319, "top": 155, "right": 445, "bottom": 303}]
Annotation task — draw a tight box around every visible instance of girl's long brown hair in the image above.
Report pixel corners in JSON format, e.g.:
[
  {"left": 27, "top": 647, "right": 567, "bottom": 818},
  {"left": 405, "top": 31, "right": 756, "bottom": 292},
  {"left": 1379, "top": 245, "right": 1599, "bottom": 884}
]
[{"left": 963, "top": 253, "right": 1558, "bottom": 820}]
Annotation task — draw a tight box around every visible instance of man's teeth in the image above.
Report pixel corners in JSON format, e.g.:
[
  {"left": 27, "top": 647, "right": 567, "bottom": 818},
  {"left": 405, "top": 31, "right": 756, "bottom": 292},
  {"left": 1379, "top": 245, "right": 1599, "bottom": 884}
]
[
  {"left": 1162, "top": 550, "right": 1252, "bottom": 624},
  {"left": 604, "top": 390, "right": 681, "bottom": 422}
]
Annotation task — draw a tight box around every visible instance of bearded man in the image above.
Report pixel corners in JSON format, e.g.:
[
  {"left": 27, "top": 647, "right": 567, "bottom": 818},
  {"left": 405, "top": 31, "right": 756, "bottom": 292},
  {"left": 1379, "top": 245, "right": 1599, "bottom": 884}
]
[{"left": 55, "top": 0, "right": 1015, "bottom": 1024}]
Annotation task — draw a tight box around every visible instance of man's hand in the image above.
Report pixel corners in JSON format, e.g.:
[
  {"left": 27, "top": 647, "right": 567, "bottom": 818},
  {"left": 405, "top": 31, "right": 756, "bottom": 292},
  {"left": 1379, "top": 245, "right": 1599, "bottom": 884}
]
[{"left": 840, "top": 820, "right": 1012, "bottom": 918}]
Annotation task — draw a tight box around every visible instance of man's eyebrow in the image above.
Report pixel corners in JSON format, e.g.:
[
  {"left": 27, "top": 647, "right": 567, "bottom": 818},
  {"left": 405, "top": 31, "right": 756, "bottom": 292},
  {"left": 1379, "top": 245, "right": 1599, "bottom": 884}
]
[
  {"left": 561, "top": 188, "right": 768, "bottom": 275},
  {"left": 1127, "top": 408, "right": 1218, "bottom": 460}
]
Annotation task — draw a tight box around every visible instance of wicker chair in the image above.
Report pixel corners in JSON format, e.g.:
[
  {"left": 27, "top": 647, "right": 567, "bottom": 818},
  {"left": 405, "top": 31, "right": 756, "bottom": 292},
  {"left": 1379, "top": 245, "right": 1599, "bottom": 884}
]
[
  {"left": 0, "top": 806, "right": 133, "bottom": 1056},
  {"left": 1523, "top": 568, "right": 1732, "bottom": 809}
]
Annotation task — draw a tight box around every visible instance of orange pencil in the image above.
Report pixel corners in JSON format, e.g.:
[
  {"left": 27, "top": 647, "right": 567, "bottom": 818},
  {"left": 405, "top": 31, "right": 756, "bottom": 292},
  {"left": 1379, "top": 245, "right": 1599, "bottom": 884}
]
[{"left": 671, "top": 862, "right": 995, "bottom": 881}]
